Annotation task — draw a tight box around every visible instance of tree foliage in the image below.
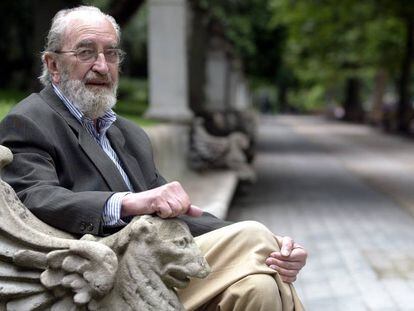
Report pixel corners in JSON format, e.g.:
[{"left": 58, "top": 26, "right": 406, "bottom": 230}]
[
  {"left": 2, "top": 0, "right": 414, "bottom": 130},
  {"left": 194, "top": 0, "right": 287, "bottom": 81},
  {"left": 271, "top": 0, "right": 405, "bottom": 86},
  {"left": 269, "top": 0, "right": 414, "bottom": 126}
]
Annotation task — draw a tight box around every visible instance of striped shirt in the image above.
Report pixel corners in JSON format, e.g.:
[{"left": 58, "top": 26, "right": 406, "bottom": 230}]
[{"left": 52, "top": 84, "right": 131, "bottom": 227}]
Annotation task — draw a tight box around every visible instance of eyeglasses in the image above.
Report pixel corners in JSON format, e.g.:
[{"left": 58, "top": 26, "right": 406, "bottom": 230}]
[{"left": 53, "top": 48, "right": 125, "bottom": 64}]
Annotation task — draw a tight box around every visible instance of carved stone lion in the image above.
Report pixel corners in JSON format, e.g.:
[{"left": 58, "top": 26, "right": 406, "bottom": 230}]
[
  {"left": 0, "top": 145, "right": 210, "bottom": 310},
  {"left": 189, "top": 117, "right": 256, "bottom": 182}
]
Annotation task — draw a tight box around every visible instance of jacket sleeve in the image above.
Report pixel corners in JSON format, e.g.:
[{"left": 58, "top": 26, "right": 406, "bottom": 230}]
[
  {"left": 0, "top": 113, "right": 113, "bottom": 236},
  {"left": 178, "top": 213, "right": 233, "bottom": 237}
]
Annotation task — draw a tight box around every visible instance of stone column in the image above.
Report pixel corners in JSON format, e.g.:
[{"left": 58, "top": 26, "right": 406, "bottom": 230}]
[
  {"left": 228, "top": 58, "right": 241, "bottom": 111},
  {"left": 146, "top": 0, "right": 193, "bottom": 122},
  {"left": 234, "top": 77, "right": 251, "bottom": 111},
  {"left": 228, "top": 58, "right": 251, "bottom": 111},
  {"left": 204, "top": 37, "right": 230, "bottom": 112}
]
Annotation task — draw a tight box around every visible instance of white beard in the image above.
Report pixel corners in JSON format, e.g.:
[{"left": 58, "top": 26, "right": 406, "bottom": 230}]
[{"left": 59, "top": 70, "right": 118, "bottom": 119}]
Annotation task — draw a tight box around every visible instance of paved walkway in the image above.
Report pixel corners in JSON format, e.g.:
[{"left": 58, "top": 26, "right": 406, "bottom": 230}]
[{"left": 227, "top": 115, "right": 414, "bottom": 311}]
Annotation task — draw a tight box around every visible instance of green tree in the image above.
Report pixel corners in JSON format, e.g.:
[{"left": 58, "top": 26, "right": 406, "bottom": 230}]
[
  {"left": 194, "top": 0, "right": 291, "bottom": 111},
  {"left": 377, "top": 0, "right": 414, "bottom": 133},
  {"left": 270, "top": 0, "right": 414, "bottom": 130}
]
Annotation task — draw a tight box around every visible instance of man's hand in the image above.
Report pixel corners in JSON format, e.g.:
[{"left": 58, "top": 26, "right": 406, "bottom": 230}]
[
  {"left": 121, "top": 181, "right": 203, "bottom": 218},
  {"left": 265, "top": 236, "right": 307, "bottom": 283}
]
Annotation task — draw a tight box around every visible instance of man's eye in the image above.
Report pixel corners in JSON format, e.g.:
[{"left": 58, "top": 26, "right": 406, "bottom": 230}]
[
  {"left": 77, "top": 49, "right": 95, "bottom": 58},
  {"left": 104, "top": 50, "right": 117, "bottom": 57}
]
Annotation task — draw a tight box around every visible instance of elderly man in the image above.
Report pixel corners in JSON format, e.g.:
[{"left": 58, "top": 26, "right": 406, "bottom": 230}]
[{"left": 0, "top": 6, "right": 306, "bottom": 310}]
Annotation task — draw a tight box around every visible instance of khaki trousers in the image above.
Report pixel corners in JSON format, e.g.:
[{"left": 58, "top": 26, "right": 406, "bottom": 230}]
[{"left": 177, "top": 221, "right": 305, "bottom": 311}]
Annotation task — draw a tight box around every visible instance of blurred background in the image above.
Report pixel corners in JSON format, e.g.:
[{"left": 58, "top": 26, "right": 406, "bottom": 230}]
[{"left": 2, "top": 0, "right": 414, "bottom": 132}]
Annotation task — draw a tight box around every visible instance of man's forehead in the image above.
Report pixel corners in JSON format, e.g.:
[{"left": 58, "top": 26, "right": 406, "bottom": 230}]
[
  {"left": 63, "top": 14, "right": 117, "bottom": 46},
  {"left": 74, "top": 38, "right": 117, "bottom": 48},
  {"left": 65, "top": 15, "right": 115, "bottom": 34}
]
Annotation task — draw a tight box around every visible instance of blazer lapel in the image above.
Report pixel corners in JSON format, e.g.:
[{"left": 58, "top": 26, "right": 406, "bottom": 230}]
[
  {"left": 40, "top": 86, "right": 130, "bottom": 192},
  {"left": 78, "top": 130, "right": 130, "bottom": 192},
  {"left": 107, "top": 124, "right": 147, "bottom": 192}
]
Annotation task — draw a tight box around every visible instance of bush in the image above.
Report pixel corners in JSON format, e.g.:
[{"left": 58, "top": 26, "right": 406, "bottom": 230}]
[
  {"left": 0, "top": 101, "right": 14, "bottom": 120},
  {"left": 0, "top": 86, "right": 156, "bottom": 127},
  {"left": 0, "top": 89, "right": 29, "bottom": 120},
  {"left": 114, "top": 77, "right": 149, "bottom": 116},
  {"left": 288, "top": 85, "right": 326, "bottom": 113}
]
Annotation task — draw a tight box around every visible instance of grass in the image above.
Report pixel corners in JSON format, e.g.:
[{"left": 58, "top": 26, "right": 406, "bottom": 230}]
[
  {"left": 115, "top": 77, "right": 149, "bottom": 116},
  {"left": 0, "top": 89, "right": 28, "bottom": 119},
  {"left": 0, "top": 100, "right": 158, "bottom": 128},
  {"left": 118, "top": 112, "right": 159, "bottom": 127},
  {"left": 0, "top": 89, "right": 27, "bottom": 120},
  {"left": 0, "top": 101, "right": 14, "bottom": 119}
]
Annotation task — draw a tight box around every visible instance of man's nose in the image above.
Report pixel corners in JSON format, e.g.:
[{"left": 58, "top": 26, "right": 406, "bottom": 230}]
[{"left": 92, "top": 52, "right": 109, "bottom": 74}]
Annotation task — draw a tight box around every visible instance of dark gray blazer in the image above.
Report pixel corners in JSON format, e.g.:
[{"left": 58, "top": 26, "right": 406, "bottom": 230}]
[{"left": 0, "top": 86, "right": 229, "bottom": 236}]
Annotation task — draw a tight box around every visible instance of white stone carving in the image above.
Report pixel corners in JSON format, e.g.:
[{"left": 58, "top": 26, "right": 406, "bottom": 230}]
[{"left": 0, "top": 145, "right": 209, "bottom": 310}]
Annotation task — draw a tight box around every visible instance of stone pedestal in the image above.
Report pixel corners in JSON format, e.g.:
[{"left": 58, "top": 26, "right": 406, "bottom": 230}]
[{"left": 146, "top": 0, "right": 193, "bottom": 122}]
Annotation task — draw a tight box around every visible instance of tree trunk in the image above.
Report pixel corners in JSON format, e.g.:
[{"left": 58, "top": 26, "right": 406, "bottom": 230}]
[
  {"left": 397, "top": 18, "right": 414, "bottom": 134},
  {"left": 278, "top": 85, "right": 288, "bottom": 113},
  {"left": 343, "top": 77, "right": 364, "bottom": 122},
  {"left": 368, "top": 68, "right": 388, "bottom": 126}
]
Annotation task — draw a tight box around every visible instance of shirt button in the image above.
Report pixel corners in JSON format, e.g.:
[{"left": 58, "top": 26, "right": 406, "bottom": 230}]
[
  {"left": 87, "top": 223, "right": 94, "bottom": 232},
  {"left": 80, "top": 222, "right": 86, "bottom": 231}
]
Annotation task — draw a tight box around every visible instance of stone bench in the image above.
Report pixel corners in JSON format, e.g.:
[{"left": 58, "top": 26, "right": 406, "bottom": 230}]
[
  {"left": 0, "top": 123, "right": 242, "bottom": 310},
  {"left": 145, "top": 124, "right": 238, "bottom": 219},
  {"left": 0, "top": 146, "right": 211, "bottom": 310}
]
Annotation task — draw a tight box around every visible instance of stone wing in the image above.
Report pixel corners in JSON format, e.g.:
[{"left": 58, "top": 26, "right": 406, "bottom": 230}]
[
  {"left": 0, "top": 153, "right": 118, "bottom": 311},
  {"left": 1, "top": 241, "right": 117, "bottom": 310}
]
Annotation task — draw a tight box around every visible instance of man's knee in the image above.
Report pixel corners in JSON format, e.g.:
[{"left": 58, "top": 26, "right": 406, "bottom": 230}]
[
  {"left": 237, "top": 220, "right": 268, "bottom": 232},
  {"left": 240, "top": 274, "right": 280, "bottom": 301},
  {"left": 219, "top": 274, "right": 282, "bottom": 310},
  {"left": 227, "top": 220, "right": 278, "bottom": 250},
  {"left": 228, "top": 220, "right": 272, "bottom": 238}
]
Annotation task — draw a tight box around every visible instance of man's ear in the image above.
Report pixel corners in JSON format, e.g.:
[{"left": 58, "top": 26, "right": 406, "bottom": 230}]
[{"left": 44, "top": 53, "right": 61, "bottom": 84}]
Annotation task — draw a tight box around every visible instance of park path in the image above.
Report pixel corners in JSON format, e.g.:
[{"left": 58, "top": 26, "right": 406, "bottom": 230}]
[{"left": 227, "top": 115, "right": 414, "bottom": 311}]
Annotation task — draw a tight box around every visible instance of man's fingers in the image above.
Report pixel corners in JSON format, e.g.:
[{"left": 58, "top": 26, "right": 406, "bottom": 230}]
[
  {"left": 155, "top": 202, "right": 202, "bottom": 218},
  {"left": 266, "top": 241, "right": 307, "bottom": 284},
  {"left": 267, "top": 261, "right": 299, "bottom": 283},
  {"left": 269, "top": 265, "right": 299, "bottom": 277},
  {"left": 156, "top": 203, "right": 172, "bottom": 218},
  {"left": 168, "top": 197, "right": 188, "bottom": 217},
  {"left": 270, "top": 245, "right": 307, "bottom": 263},
  {"left": 280, "top": 236, "right": 294, "bottom": 257},
  {"left": 280, "top": 275, "right": 297, "bottom": 283},
  {"left": 265, "top": 257, "right": 304, "bottom": 270},
  {"left": 186, "top": 205, "right": 203, "bottom": 217}
]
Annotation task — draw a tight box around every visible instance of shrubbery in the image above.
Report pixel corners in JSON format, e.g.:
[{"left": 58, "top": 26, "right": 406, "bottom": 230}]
[{"left": 114, "top": 77, "right": 149, "bottom": 116}]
